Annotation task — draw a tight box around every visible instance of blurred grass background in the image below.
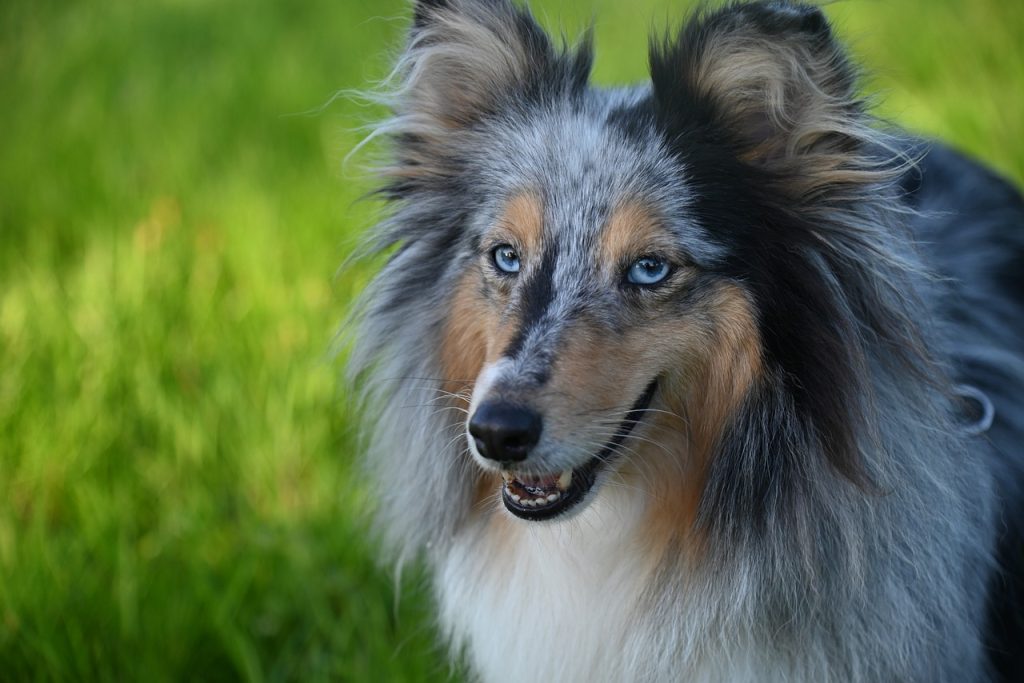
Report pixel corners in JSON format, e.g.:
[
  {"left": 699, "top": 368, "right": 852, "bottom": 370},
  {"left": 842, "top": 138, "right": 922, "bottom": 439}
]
[{"left": 0, "top": 0, "right": 1020, "bottom": 680}]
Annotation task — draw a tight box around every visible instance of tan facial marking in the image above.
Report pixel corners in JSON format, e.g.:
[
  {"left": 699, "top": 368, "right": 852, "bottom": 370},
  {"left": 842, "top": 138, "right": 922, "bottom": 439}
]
[
  {"left": 440, "top": 191, "right": 545, "bottom": 396},
  {"left": 441, "top": 272, "right": 503, "bottom": 514},
  {"left": 439, "top": 192, "right": 548, "bottom": 515},
  {"left": 440, "top": 270, "right": 489, "bottom": 399},
  {"left": 642, "top": 283, "right": 762, "bottom": 555},
  {"left": 496, "top": 191, "right": 544, "bottom": 256},
  {"left": 599, "top": 200, "right": 675, "bottom": 270},
  {"left": 689, "top": 284, "right": 763, "bottom": 458},
  {"left": 476, "top": 191, "right": 547, "bottom": 361}
]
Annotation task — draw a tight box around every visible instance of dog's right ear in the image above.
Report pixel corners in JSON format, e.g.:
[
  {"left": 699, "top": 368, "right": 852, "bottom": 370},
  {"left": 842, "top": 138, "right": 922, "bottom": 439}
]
[
  {"left": 401, "top": 0, "right": 590, "bottom": 130},
  {"left": 412, "top": 0, "right": 452, "bottom": 30},
  {"left": 374, "top": 1, "right": 591, "bottom": 196}
]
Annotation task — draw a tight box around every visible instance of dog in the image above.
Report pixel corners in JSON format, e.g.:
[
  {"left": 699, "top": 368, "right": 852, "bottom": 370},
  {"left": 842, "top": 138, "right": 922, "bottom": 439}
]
[{"left": 349, "top": 1, "right": 1024, "bottom": 680}]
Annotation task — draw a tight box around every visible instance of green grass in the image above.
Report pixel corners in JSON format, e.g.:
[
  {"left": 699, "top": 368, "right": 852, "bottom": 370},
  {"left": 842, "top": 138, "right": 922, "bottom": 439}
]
[{"left": 0, "top": 0, "right": 1021, "bottom": 680}]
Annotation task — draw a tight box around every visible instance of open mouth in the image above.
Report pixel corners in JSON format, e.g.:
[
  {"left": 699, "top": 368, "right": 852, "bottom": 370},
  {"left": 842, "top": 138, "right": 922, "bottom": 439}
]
[{"left": 499, "top": 379, "right": 658, "bottom": 521}]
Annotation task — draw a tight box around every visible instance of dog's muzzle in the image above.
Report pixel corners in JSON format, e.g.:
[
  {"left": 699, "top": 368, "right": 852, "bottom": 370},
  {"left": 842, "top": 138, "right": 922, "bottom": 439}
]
[{"left": 468, "top": 379, "right": 658, "bottom": 521}]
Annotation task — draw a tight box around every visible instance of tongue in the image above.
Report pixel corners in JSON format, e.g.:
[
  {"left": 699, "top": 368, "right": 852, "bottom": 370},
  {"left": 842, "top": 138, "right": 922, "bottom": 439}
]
[
  {"left": 518, "top": 472, "right": 560, "bottom": 489},
  {"left": 502, "top": 469, "right": 574, "bottom": 492}
]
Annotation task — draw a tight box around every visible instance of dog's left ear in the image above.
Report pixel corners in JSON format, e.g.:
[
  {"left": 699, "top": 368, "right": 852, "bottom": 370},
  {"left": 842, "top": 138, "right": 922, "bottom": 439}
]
[{"left": 651, "top": 2, "right": 866, "bottom": 195}]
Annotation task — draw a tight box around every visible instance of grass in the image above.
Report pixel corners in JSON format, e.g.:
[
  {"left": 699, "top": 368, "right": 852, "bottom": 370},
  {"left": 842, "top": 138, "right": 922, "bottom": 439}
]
[{"left": 0, "top": 0, "right": 1021, "bottom": 680}]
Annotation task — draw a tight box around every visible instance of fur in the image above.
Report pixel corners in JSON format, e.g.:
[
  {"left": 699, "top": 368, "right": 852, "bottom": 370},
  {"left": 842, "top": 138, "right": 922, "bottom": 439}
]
[{"left": 348, "top": 2, "right": 1024, "bottom": 681}]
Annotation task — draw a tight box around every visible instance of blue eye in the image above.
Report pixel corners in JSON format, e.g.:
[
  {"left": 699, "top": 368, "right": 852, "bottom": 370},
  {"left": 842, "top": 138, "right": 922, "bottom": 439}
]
[
  {"left": 627, "top": 256, "right": 670, "bottom": 286},
  {"left": 492, "top": 244, "right": 521, "bottom": 274}
]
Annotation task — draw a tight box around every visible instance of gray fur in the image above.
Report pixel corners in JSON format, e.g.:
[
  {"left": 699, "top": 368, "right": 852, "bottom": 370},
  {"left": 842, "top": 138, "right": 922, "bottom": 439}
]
[{"left": 348, "top": 1, "right": 1023, "bottom": 681}]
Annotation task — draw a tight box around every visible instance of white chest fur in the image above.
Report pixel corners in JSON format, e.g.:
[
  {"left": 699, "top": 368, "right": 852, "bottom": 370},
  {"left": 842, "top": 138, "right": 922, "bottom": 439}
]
[{"left": 435, "top": 491, "right": 783, "bottom": 683}]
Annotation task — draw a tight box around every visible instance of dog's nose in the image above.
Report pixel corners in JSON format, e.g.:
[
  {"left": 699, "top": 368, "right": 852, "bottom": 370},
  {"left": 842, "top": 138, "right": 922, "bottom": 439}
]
[{"left": 468, "top": 402, "right": 542, "bottom": 463}]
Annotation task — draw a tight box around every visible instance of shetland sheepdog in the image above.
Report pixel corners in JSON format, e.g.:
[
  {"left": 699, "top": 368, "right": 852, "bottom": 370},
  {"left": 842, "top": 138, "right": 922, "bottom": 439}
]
[{"left": 349, "top": 1, "right": 1024, "bottom": 681}]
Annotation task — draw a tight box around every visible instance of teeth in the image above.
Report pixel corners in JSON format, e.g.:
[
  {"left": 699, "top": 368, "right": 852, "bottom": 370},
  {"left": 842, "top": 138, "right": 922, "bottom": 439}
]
[
  {"left": 507, "top": 493, "right": 562, "bottom": 508},
  {"left": 502, "top": 472, "right": 569, "bottom": 510}
]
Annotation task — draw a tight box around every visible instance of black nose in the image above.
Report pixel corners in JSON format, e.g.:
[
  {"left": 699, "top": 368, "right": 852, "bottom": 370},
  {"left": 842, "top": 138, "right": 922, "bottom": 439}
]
[{"left": 468, "top": 402, "right": 542, "bottom": 463}]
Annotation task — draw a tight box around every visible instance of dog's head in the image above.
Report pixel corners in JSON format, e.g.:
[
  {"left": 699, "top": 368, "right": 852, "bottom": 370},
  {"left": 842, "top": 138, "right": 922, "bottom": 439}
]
[{"left": 362, "top": 0, "right": 921, "bottom": 535}]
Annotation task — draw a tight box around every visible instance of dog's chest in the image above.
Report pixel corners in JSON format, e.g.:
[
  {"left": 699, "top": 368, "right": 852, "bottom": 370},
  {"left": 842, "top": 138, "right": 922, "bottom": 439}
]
[
  {"left": 437, "top": 498, "right": 649, "bottom": 683},
  {"left": 435, "top": 497, "right": 777, "bottom": 683}
]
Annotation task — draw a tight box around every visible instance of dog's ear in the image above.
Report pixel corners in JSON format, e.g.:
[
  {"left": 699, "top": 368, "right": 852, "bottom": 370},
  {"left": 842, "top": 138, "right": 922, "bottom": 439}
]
[
  {"left": 376, "top": 1, "right": 591, "bottom": 194},
  {"left": 402, "top": 0, "right": 591, "bottom": 130},
  {"left": 650, "top": 2, "right": 866, "bottom": 195}
]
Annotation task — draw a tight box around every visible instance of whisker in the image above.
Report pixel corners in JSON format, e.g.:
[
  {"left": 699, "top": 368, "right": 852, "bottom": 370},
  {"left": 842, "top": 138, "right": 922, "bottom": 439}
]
[
  {"left": 370, "top": 375, "right": 480, "bottom": 389},
  {"left": 395, "top": 403, "right": 470, "bottom": 417},
  {"left": 581, "top": 426, "right": 679, "bottom": 460},
  {"left": 553, "top": 440, "right": 657, "bottom": 494}
]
